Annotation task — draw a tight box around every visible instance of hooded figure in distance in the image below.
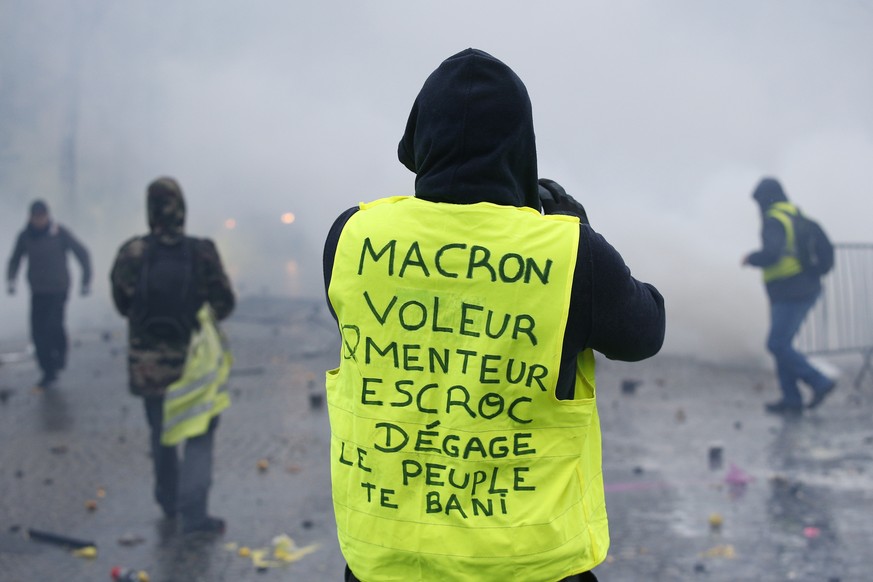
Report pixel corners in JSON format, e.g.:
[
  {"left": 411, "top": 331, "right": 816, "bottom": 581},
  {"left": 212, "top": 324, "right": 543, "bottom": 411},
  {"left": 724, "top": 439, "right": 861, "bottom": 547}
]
[
  {"left": 743, "top": 177, "right": 836, "bottom": 414},
  {"left": 323, "top": 49, "right": 665, "bottom": 582},
  {"left": 111, "top": 177, "right": 235, "bottom": 534}
]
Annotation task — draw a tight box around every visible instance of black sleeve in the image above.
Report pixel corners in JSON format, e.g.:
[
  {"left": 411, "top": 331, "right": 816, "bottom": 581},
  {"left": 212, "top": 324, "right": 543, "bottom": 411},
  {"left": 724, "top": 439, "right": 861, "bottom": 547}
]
[
  {"left": 566, "top": 226, "right": 666, "bottom": 362},
  {"left": 62, "top": 227, "right": 92, "bottom": 287},
  {"left": 6, "top": 231, "right": 26, "bottom": 283},
  {"left": 323, "top": 207, "right": 359, "bottom": 322},
  {"left": 746, "top": 217, "right": 785, "bottom": 268}
]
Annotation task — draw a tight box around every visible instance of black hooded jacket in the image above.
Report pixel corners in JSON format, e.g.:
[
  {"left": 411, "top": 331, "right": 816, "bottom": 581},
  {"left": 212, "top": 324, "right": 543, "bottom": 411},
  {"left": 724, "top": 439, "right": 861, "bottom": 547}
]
[
  {"left": 324, "top": 49, "right": 665, "bottom": 399},
  {"left": 398, "top": 49, "right": 540, "bottom": 210},
  {"left": 746, "top": 178, "right": 820, "bottom": 301}
]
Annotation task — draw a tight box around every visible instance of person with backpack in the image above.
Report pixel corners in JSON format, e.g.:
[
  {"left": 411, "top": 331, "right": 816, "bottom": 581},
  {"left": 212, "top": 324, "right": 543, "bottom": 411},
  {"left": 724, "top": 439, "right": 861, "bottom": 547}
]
[
  {"left": 110, "top": 177, "right": 235, "bottom": 534},
  {"left": 6, "top": 200, "right": 92, "bottom": 388},
  {"left": 743, "top": 177, "right": 836, "bottom": 414}
]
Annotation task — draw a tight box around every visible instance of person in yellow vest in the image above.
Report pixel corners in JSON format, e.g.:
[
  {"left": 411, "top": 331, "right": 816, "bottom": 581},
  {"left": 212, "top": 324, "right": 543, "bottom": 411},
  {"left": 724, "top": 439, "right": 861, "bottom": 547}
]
[
  {"left": 742, "top": 177, "right": 836, "bottom": 414},
  {"left": 323, "top": 48, "right": 665, "bottom": 582},
  {"left": 110, "top": 178, "right": 235, "bottom": 534}
]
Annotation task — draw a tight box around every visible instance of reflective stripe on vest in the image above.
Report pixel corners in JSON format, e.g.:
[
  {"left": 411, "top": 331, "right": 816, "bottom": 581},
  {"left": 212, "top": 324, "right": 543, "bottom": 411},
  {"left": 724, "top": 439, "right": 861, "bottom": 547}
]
[
  {"left": 326, "top": 196, "right": 608, "bottom": 581},
  {"left": 162, "top": 305, "right": 232, "bottom": 445},
  {"left": 763, "top": 202, "right": 802, "bottom": 283}
]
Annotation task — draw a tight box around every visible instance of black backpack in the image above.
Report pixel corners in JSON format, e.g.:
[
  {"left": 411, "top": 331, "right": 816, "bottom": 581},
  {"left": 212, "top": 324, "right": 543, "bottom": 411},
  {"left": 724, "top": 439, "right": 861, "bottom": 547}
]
[
  {"left": 131, "top": 235, "right": 200, "bottom": 342},
  {"left": 794, "top": 211, "right": 834, "bottom": 277}
]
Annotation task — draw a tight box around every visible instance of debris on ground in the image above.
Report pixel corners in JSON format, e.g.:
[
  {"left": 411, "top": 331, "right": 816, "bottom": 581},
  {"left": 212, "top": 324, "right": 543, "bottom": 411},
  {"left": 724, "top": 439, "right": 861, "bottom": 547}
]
[
  {"left": 225, "top": 534, "right": 319, "bottom": 570},
  {"left": 117, "top": 533, "right": 146, "bottom": 547},
  {"left": 708, "top": 512, "right": 724, "bottom": 533},
  {"left": 110, "top": 566, "right": 149, "bottom": 581},
  {"left": 621, "top": 379, "right": 641, "bottom": 395},
  {"left": 725, "top": 463, "right": 754, "bottom": 499},
  {"left": 27, "top": 528, "right": 96, "bottom": 550},
  {"left": 0, "top": 387, "right": 14, "bottom": 403},
  {"left": 72, "top": 545, "right": 97, "bottom": 559},
  {"left": 708, "top": 444, "right": 724, "bottom": 470},
  {"left": 701, "top": 544, "right": 736, "bottom": 559}
]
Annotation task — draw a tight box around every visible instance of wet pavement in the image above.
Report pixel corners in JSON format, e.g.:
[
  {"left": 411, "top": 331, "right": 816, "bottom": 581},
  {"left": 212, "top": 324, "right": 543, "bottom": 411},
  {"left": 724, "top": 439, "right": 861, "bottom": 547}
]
[{"left": 1, "top": 296, "right": 872, "bottom": 581}]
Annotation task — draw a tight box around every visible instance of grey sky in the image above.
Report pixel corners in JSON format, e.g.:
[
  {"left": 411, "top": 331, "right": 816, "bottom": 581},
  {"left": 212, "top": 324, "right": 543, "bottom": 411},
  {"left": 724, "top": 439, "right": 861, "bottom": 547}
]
[{"left": 1, "top": 0, "right": 872, "bottom": 359}]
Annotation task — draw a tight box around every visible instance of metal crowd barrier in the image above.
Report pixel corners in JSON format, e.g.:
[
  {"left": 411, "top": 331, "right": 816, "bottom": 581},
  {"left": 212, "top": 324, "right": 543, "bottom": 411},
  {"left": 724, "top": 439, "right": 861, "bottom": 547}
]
[{"left": 797, "top": 243, "right": 873, "bottom": 387}]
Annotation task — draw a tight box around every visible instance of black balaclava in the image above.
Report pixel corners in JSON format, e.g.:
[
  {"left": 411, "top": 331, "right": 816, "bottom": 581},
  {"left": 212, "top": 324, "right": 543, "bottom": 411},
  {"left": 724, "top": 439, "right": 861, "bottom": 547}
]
[
  {"left": 146, "top": 177, "right": 186, "bottom": 244},
  {"left": 398, "top": 48, "right": 540, "bottom": 210},
  {"left": 752, "top": 177, "right": 788, "bottom": 212}
]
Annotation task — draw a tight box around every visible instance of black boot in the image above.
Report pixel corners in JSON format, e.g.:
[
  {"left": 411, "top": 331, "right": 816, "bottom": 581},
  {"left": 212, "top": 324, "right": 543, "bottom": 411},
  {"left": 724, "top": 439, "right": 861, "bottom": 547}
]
[
  {"left": 37, "top": 370, "right": 57, "bottom": 388},
  {"left": 764, "top": 399, "right": 803, "bottom": 415}
]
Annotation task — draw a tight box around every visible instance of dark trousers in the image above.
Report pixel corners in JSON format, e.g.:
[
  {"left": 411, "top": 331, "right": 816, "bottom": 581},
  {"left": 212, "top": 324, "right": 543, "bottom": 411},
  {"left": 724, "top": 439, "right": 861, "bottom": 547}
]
[
  {"left": 143, "top": 396, "right": 219, "bottom": 528},
  {"left": 767, "top": 295, "right": 831, "bottom": 405},
  {"left": 30, "top": 292, "right": 68, "bottom": 376},
  {"left": 344, "top": 564, "right": 598, "bottom": 581}
]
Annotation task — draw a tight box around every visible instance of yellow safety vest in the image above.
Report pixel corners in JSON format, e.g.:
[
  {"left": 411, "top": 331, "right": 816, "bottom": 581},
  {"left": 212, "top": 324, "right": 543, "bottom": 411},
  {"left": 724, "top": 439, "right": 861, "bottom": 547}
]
[
  {"left": 763, "top": 202, "right": 802, "bottom": 283},
  {"left": 326, "top": 196, "right": 608, "bottom": 582},
  {"left": 162, "top": 305, "right": 232, "bottom": 446}
]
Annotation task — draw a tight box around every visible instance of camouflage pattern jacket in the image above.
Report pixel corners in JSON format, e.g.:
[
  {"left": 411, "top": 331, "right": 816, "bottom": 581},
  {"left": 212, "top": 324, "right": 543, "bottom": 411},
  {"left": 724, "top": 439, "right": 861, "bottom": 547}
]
[
  {"left": 110, "top": 235, "right": 235, "bottom": 397},
  {"left": 110, "top": 178, "right": 235, "bottom": 397}
]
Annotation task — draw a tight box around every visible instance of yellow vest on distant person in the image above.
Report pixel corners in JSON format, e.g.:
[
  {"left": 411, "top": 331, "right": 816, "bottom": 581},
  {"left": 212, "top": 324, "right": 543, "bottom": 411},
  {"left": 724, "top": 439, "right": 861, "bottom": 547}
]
[
  {"left": 162, "top": 305, "right": 232, "bottom": 446},
  {"left": 763, "top": 202, "right": 803, "bottom": 283},
  {"left": 326, "top": 196, "right": 609, "bottom": 582}
]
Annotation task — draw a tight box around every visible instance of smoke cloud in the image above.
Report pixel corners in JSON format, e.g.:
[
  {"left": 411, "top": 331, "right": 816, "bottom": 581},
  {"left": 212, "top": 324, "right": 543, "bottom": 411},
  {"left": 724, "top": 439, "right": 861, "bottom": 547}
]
[{"left": 2, "top": 1, "right": 872, "bottom": 362}]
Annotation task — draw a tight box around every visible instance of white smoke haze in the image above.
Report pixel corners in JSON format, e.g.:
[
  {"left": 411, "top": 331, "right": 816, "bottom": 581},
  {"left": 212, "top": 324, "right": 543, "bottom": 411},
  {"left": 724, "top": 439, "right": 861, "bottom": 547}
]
[{"left": 1, "top": 0, "right": 872, "bottom": 363}]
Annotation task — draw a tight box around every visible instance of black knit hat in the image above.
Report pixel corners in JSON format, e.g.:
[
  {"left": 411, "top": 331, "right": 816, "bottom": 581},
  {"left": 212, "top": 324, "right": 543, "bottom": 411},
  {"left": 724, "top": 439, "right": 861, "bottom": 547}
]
[{"left": 30, "top": 199, "right": 49, "bottom": 216}]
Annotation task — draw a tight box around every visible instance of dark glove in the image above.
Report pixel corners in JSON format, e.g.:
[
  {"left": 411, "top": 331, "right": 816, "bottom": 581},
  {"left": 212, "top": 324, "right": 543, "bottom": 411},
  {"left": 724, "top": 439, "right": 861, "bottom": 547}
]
[
  {"left": 538, "top": 178, "right": 589, "bottom": 225},
  {"left": 80, "top": 283, "right": 90, "bottom": 297},
  {"left": 6, "top": 281, "right": 14, "bottom": 296}
]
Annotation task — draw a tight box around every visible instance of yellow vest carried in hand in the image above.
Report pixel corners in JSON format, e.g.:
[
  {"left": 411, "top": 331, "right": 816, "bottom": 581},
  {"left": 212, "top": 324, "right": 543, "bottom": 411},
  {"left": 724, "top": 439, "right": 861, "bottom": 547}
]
[
  {"left": 326, "top": 196, "right": 608, "bottom": 582},
  {"left": 162, "top": 305, "right": 232, "bottom": 446},
  {"left": 763, "top": 202, "right": 803, "bottom": 283}
]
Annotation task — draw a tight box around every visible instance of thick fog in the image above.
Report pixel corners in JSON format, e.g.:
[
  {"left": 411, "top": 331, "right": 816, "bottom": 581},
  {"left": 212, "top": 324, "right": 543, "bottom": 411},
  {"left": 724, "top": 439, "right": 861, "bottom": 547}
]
[{"left": 1, "top": 0, "right": 872, "bottom": 362}]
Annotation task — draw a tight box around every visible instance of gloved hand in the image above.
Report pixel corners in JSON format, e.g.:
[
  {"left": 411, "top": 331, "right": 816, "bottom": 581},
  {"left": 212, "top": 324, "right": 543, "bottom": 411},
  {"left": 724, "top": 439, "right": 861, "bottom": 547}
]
[
  {"left": 538, "top": 178, "right": 590, "bottom": 225},
  {"left": 80, "top": 283, "right": 90, "bottom": 297},
  {"left": 6, "top": 281, "right": 14, "bottom": 296}
]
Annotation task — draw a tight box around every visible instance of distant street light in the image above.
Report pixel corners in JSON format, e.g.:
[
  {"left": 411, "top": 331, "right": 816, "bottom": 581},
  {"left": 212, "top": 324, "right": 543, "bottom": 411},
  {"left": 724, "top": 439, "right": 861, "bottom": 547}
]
[
  {"left": 224, "top": 218, "right": 237, "bottom": 230},
  {"left": 281, "top": 212, "right": 295, "bottom": 224}
]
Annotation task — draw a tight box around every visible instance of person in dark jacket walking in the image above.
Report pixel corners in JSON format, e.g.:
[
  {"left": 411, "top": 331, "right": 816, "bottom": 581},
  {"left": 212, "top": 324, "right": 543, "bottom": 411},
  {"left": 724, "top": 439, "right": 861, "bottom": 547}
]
[
  {"left": 6, "top": 200, "right": 91, "bottom": 387},
  {"left": 323, "top": 48, "right": 665, "bottom": 582},
  {"left": 110, "top": 177, "right": 235, "bottom": 534},
  {"left": 743, "top": 177, "right": 836, "bottom": 414}
]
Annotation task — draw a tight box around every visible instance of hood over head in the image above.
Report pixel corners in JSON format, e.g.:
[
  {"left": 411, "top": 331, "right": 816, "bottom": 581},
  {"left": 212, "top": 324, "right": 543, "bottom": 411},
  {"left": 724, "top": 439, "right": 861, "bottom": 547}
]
[
  {"left": 147, "top": 177, "right": 186, "bottom": 242},
  {"left": 398, "top": 48, "right": 539, "bottom": 209},
  {"left": 752, "top": 177, "right": 788, "bottom": 210}
]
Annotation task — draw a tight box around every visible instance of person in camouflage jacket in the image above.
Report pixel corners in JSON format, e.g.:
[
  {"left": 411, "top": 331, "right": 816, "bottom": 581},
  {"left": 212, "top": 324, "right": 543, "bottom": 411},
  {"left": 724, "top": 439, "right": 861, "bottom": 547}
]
[
  {"left": 110, "top": 177, "right": 235, "bottom": 534},
  {"left": 110, "top": 177, "right": 235, "bottom": 396}
]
